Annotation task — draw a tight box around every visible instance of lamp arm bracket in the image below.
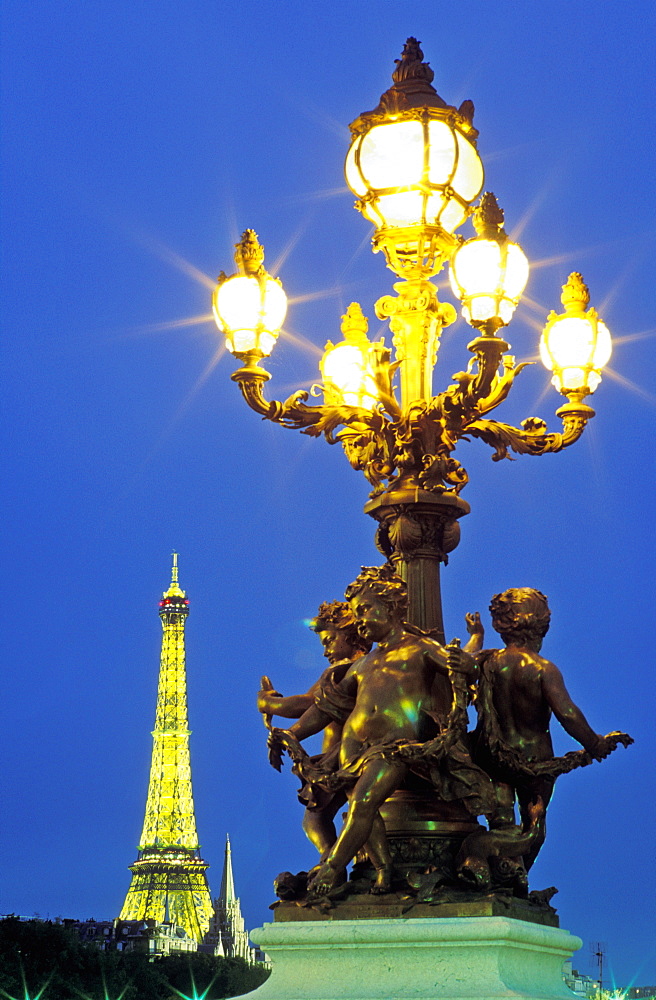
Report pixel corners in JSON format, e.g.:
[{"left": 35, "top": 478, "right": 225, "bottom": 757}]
[
  {"left": 296, "top": 404, "right": 384, "bottom": 441},
  {"left": 231, "top": 366, "right": 326, "bottom": 430},
  {"left": 266, "top": 393, "right": 383, "bottom": 442},
  {"left": 465, "top": 418, "right": 562, "bottom": 461},
  {"left": 465, "top": 335, "right": 509, "bottom": 403},
  {"left": 555, "top": 398, "right": 596, "bottom": 447},
  {"left": 465, "top": 401, "right": 595, "bottom": 462},
  {"left": 475, "top": 361, "right": 533, "bottom": 416},
  {"left": 231, "top": 363, "right": 388, "bottom": 438},
  {"left": 231, "top": 366, "right": 281, "bottom": 419},
  {"left": 374, "top": 360, "right": 403, "bottom": 421}
]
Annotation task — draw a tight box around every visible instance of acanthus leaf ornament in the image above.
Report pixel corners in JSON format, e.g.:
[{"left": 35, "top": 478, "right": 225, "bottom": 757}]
[{"left": 230, "top": 317, "right": 595, "bottom": 501}]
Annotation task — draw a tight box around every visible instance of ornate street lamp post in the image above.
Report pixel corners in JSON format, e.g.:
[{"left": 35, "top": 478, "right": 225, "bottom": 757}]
[{"left": 212, "top": 38, "right": 612, "bottom": 641}]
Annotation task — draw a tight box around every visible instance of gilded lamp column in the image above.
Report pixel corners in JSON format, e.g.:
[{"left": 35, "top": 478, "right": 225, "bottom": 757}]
[{"left": 344, "top": 39, "right": 482, "bottom": 640}]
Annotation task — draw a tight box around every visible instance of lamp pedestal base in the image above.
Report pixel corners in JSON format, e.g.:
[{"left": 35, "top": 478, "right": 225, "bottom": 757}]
[
  {"left": 243, "top": 916, "right": 580, "bottom": 1000},
  {"left": 365, "top": 488, "right": 470, "bottom": 642}
]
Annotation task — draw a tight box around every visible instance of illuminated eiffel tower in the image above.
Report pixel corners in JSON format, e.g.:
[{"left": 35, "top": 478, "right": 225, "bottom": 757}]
[{"left": 119, "top": 554, "right": 214, "bottom": 943}]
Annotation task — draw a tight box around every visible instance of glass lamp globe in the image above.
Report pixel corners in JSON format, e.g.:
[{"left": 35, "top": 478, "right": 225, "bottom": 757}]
[
  {"left": 320, "top": 303, "right": 380, "bottom": 411},
  {"left": 540, "top": 273, "right": 611, "bottom": 394},
  {"left": 450, "top": 193, "right": 529, "bottom": 333},
  {"left": 213, "top": 230, "right": 287, "bottom": 361},
  {"left": 345, "top": 38, "right": 484, "bottom": 277}
]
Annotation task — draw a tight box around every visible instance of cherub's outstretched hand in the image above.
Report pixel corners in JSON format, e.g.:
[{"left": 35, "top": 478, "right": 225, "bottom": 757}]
[
  {"left": 266, "top": 727, "right": 307, "bottom": 771},
  {"left": 258, "top": 674, "right": 282, "bottom": 724},
  {"left": 447, "top": 638, "right": 477, "bottom": 677},
  {"left": 465, "top": 612, "right": 483, "bottom": 636},
  {"left": 267, "top": 728, "right": 286, "bottom": 771},
  {"left": 463, "top": 612, "right": 484, "bottom": 653},
  {"left": 589, "top": 731, "right": 634, "bottom": 761}
]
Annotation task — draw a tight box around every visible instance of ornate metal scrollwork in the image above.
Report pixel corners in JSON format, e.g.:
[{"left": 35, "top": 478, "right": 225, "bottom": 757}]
[{"left": 230, "top": 304, "right": 595, "bottom": 502}]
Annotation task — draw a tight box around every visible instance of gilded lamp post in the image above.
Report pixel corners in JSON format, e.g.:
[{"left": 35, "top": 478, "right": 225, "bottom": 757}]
[
  {"left": 211, "top": 43, "right": 633, "bottom": 995},
  {"left": 212, "top": 38, "right": 612, "bottom": 642}
]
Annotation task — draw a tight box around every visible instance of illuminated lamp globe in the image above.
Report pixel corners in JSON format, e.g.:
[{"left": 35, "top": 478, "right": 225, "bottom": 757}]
[
  {"left": 345, "top": 38, "right": 483, "bottom": 278},
  {"left": 213, "top": 230, "right": 287, "bottom": 362},
  {"left": 540, "top": 272, "right": 612, "bottom": 395},
  {"left": 320, "top": 303, "right": 381, "bottom": 411},
  {"left": 450, "top": 192, "right": 529, "bottom": 333}
]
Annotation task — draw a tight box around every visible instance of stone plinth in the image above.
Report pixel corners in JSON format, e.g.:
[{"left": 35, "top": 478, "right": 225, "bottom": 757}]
[{"left": 241, "top": 916, "right": 581, "bottom": 1000}]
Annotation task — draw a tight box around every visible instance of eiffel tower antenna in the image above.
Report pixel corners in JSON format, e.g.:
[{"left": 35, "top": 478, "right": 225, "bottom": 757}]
[{"left": 119, "top": 555, "right": 214, "bottom": 942}]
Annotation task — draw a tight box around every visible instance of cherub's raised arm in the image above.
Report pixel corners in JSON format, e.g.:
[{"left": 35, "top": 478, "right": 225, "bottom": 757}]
[
  {"left": 257, "top": 686, "right": 316, "bottom": 719},
  {"left": 463, "top": 612, "right": 484, "bottom": 654},
  {"left": 266, "top": 667, "right": 356, "bottom": 771},
  {"left": 542, "top": 661, "right": 608, "bottom": 756},
  {"left": 287, "top": 702, "right": 334, "bottom": 741},
  {"left": 423, "top": 637, "right": 450, "bottom": 675},
  {"left": 284, "top": 662, "right": 358, "bottom": 741},
  {"left": 425, "top": 637, "right": 477, "bottom": 680}
]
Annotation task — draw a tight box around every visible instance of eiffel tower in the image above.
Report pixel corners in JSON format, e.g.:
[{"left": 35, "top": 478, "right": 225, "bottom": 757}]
[{"left": 119, "top": 554, "right": 214, "bottom": 943}]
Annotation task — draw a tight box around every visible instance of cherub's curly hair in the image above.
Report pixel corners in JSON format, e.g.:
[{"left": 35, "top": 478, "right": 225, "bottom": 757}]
[
  {"left": 489, "top": 588, "right": 551, "bottom": 647},
  {"left": 309, "top": 600, "right": 371, "bottom": 654},
  {"left": 344, "top": 564, "right": 408, "bottom": 618}
]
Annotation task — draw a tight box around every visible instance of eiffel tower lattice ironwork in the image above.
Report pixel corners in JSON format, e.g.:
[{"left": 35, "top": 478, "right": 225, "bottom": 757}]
[{"left": 119, "top": 554, "right": 214, "bottom": 942}]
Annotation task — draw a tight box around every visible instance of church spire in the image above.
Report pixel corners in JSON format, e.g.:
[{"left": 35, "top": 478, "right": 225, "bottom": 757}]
[
  {"left": 219, "top": 835, "right": 236, "bottom": 906},
  {"left": 211, "top": 832, "right": 254, "bottom": 962}
]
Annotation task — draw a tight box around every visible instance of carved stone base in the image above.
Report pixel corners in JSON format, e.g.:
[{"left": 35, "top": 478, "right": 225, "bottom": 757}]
[{"left": 241, "top": 917, "right": 581, "bottom": 1000}]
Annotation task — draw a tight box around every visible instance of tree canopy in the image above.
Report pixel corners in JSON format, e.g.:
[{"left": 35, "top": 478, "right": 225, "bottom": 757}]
[{"left": 0, "top": 918, "right": 269, "bottom": 1000}]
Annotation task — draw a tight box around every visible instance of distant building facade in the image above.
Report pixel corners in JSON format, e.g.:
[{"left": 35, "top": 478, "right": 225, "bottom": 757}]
[
  {"left": 563, "top": 961, "right": 602, "bottom": 999},
  {"left": 52, "top": 918, "right": 196, "bottom": 957},
  {"left": 562, "top": 962, "right": 656, "bottom": 1000}
]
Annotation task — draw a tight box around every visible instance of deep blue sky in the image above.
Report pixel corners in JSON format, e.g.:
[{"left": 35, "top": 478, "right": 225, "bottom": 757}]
[{"left": 2, "top": 1, "right": 655, "bottom": 989}]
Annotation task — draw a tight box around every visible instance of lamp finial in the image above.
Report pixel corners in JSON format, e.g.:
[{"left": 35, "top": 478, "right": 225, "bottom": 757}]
[
  {"left": 561, "top": 272, "right": 590, "bottom": 313},
  {"left": 340, "top": 302, "right": 369, "bottom": 345},
  {"left": 472, "top": 192, "right": 506, "bottom": 240},
  {"left": 234, "top": 230, "right": 265, "bottom": 276}
]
